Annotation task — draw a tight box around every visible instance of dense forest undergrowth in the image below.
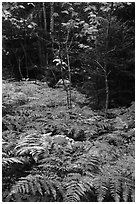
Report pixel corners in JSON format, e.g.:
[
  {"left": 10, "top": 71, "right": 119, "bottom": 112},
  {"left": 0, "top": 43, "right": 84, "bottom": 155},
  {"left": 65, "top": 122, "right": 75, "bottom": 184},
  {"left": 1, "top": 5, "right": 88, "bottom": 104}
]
[
  {"left": 2, "top": 80, "right": 135, "bottom": 202},
  {"left": 2, "top": 2, "right": 135, "bottom": 202}
]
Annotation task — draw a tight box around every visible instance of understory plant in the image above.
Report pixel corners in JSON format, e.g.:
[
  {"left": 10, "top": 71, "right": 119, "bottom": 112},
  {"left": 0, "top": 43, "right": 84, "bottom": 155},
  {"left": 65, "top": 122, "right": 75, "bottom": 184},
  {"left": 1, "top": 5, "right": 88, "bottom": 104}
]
[{"left": 2, "top": 81, "right": 135, "bottom": 202}]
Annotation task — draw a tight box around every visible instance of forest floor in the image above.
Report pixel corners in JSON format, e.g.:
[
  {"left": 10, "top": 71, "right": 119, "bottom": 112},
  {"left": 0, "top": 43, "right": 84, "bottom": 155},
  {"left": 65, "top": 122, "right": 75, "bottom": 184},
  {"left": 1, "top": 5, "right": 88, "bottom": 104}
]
[{"left": 2, "top": 80, "right": 135, "bottom": 202}]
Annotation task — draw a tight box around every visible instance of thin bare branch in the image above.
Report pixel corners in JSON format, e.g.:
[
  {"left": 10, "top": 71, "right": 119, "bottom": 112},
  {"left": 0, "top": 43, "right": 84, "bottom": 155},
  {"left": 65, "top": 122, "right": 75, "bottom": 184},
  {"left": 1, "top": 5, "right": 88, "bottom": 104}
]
[{"left": 94, "top": 60, "right": 105, "bottom": 72}]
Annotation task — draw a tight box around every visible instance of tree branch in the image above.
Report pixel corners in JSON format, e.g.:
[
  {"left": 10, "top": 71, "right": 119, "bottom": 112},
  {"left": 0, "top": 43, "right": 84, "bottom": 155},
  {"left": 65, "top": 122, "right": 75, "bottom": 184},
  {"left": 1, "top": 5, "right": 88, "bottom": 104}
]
[{"left": 94, "top": 60, "right": 105, "bottom": 72}]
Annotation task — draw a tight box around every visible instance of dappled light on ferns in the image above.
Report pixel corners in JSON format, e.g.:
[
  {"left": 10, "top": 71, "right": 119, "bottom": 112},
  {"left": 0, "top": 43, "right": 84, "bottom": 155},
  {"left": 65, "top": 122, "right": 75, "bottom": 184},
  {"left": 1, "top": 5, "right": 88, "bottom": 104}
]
[
  {"left": 6, "top": 174, "right": 64, "bottom": 202},
  {"left": 2, "top": 81, "right": 135, "bottom": 202},
  {"left": 3, "top": 125, "right": 134, "bottom": 201}
]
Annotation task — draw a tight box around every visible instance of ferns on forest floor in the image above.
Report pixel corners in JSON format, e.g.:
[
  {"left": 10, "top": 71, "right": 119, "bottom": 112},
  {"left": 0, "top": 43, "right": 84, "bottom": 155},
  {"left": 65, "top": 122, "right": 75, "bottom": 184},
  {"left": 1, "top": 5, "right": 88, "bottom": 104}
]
[
  {"left": 2, "top": 129, "right": 135, "bottom": 202},
  {"left": 6, "top": 174, "right": 64, "bottom": 202},
  {"left": 2, "top": 82, "right": 135, "bottom": 202}
]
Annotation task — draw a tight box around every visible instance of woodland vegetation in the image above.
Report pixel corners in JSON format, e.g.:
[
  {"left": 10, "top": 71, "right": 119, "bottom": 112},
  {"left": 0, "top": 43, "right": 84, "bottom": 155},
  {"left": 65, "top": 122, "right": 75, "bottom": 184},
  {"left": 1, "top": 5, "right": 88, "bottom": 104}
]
[{"left": 2, "top": 2, "right": 135, "bottom": 202}]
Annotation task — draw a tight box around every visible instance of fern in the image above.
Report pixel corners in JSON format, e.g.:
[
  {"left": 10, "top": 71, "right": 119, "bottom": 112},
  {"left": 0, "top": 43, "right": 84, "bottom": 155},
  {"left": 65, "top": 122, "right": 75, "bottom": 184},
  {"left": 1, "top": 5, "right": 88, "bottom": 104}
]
[
  {"left": 3, "top": 129, "right": 134, "bottom": 202},
  {"left": 7, "top": 174, "right": 63, "bottom": 202},
  {"left": 15, "top": 132, "right": 52, "bottom": 158},
  {"left": 93, "top": 174, "right": 108, "bottom": 202},
  {"left": 93, "top": 159, "right": 135, "bottom": 202},
  {"left": 109, "top": 178, "right": 121, "bottom": 202},
  {"left": 2, "top": 157, "right": 23, "bottom": 168},
  {"left": 121, "top": 178, "right": 135, "bottom": 202},
  {"left": 130, "top": 187, "right": 135, "bottom": 202},
  {"left": 63, "top": 173, "right": 94, "bottom": 202},
  {"left": 2, "top": 139, "right": 24, "bottom": 168},
  {"left": 2, "top": 79, "right": 135, "bottom": 202}
]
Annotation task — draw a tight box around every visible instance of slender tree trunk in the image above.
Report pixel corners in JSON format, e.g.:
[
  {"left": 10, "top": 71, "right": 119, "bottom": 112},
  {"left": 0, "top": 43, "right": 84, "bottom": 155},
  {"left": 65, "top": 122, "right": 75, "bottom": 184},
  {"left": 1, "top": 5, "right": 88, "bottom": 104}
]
[
  {"left": 59, "top": 44, "right": 70, "bottom": 109},
  {"left": 104, "top": 2, "right": 114, "bottom": 116},
  {"left": 104, "top": 63, "right": 109, "bottom": 114},
  {"left": 94, "top": 59, "right": 109, "bottom": 115},
  {"left": 37, "top": 39, "right": 43, "bottom": 67},
  {"left": 18, "top": 58, "right": 23, "bottom": 79},
  {"left": 37, "top": 3, "right": 43, "bottom": 66},
  {"left": 20, "top": 42, "right": 28, "bottom": 78},
  {"left": 50, "top": 2, "right": 54, "bottom": 35},
  {"left": 95, "top": 75, "right": 100, "bottom": 108},
  {"left": 58, "top": 6, "right": 71, "bottom": 109},
  {"left": 66, "top": 45, "right": 72, "bottom": 109},
  {"left": 42, "top": 2, "right": 47, "bottom": 35},
  {"left": 21, "top": 19, "right": 28, "bottom": 78},
  {"left": 65, "top": 17, "right": 73, "bottom": 109},
  {"left": 50, "top": 2, "right": 54, "bottom": 59},
  {"left": 42, "top": 2, "right": 47, "bottom": 66}
]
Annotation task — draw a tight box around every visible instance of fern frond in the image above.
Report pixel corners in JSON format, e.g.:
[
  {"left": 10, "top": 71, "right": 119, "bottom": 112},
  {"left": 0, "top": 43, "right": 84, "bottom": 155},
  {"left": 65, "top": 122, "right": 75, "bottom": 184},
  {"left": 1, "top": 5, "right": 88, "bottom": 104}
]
[
  {"left": 2, "top": 152, "right": 8, "bottom": 158},
  {"left": 130, "top": 187, "right": 135, "bottom": 202},
  {"left": 109, "top": 178, "right": 121, "bottom": 202},
  {"left": 80, "top": 175, "right": 94, "bottom": 191},
  {"left": 93, "top": 176, "right": 108, "bottom": 202},
  {"left": 7, "top": 174, "right": 63, "bottom": 201},
  {"left": 39, "top": 155, "right": 63, "bottom": 167},
  {"left": 121, "top": 177, "right": 135, "bottom": 202},
  {"left": 122, "top": 181, "right": 131, "bottom": 202},
  {"left": 64, "top": 195, "right": 80, "bottom": 202},
  {"left": 63, "top": 172, "right": 94, "bottom": 202},
  {"left": 102, "top": 131, "right": 125, "bottom": 146},
  {"left": 14, "top": 132, "right": 52, "bottom": 162},
  {"left": 75, "top": 153, "right": 100, "bottom": 175},
  {"left": 16, "top": 145, "right": 46, "bottom": 162},
  {"left": 64, "top": 180, "right": 84, "bottom": 202},
  {"left": 2, "top": 157, "right": 23, "bottom": 167}
]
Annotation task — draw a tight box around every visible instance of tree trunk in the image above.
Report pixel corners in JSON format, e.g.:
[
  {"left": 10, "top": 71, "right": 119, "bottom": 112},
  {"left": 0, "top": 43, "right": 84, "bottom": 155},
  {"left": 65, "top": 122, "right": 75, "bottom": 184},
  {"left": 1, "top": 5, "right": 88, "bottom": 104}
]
[
  {"left": 50, "top": 2, "right": 54, "bottom": 35},
  {"left": 42, "top": 2, "right": 47, "bottom": 35},
  {"left": 66, "top": 45, "right": 72, "bottom": 109},
  {"left": 18, "top": 58, "right": 23, "bottom": 80},
  {"left": 59, "top": 44, "right": 70, "bottom": 109},
  {"left": 95, "top": 75, "right": 100, "bottom": 109},
  {"left": 42, "top": 2, "right": 47, "bottom": 66},
  {"left": 50, "top": 2, "right": 54, "bottom": 59},
  {"left": 104, "top": 63, "right": 109, "bottom": 115},
  {"left": 20, "top": 42, "right": 28, "bottom": 78},
  {"left": 104, "top": 2, "right": 114, "bottom": 116},
  {"left": 37, "top": 38, "right": 43, "bottom": 67},
  {"left": 37, "top": 3, "right": 44, "bottom": 66},
  {"left": 57, "top": 3, "right": 72, "bottom": 109}
]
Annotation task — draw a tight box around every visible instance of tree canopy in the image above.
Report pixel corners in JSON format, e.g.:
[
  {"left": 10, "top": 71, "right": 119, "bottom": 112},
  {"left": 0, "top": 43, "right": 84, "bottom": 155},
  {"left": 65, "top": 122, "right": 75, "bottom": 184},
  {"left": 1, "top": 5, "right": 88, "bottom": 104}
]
[{"left": 2, "top": 2, "right": 135, "bottom": 109}]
